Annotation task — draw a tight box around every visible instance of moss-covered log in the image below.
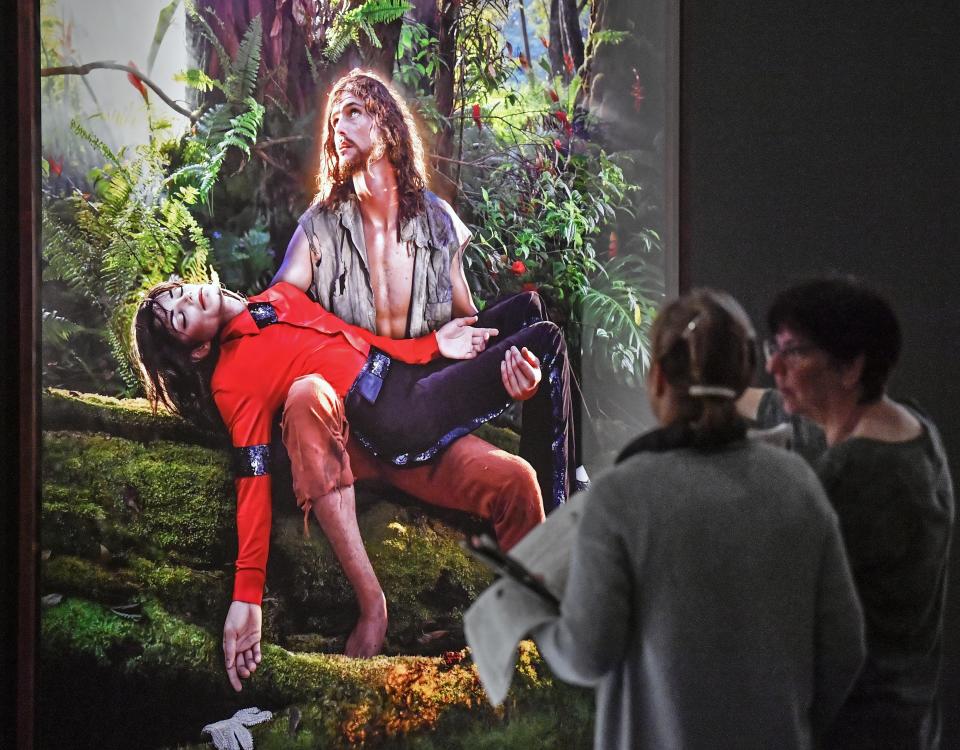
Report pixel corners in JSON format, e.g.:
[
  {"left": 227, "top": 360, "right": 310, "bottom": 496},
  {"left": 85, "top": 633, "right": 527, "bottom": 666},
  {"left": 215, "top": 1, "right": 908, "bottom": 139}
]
[
  {"left": 41, "top": 387, "right": 520, "bottom": 453},
  {"left": 41, "top": 429, "right": 497, "bottom": 648},
  {"left": 42, "top": 387, "right": 225, "bottom": 446},
  {"left": 40, "top": 597, "right": 593, "bottom": 749}
]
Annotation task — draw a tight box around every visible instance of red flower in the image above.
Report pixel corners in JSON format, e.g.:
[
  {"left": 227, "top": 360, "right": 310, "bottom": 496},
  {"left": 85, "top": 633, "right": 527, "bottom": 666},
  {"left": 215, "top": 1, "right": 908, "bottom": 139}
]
[
  {"left": 518, "top": 53, "right": 529, "bottom": 70},
  {"left": 631, "top": 68, "right": 645, "bottom": 111},
  {"left": 608, "top": 230, "right": 619, "bottom": 259},
  {"left": 563, "top": 53, "right": 575, "bottom": 74},
  {"left": 553, "top": 138, "right": 564, "bottom": 151},
  {"left": 442, "top": 650, "right": 464, "bottom": 666},
  {"left": 522, "top": 282, "right": 538, "bottom": 293},
  {"left": 548, "top": 88, "right": 559, "bottom": 103},
  {"left": 472, "top": 103, "right": 482, "bottom": 131},
  {"left": 554, "top": 109, "right": 574, "bottom": 137},
  {"left": 127, "top": 61, "right": 149, "bottom": 102},
  {"left": 510, "top": 260, "right": 527, "bottom": 275},
  {"left": 47, "top": 156, "right": 63, "bottom": 177}
]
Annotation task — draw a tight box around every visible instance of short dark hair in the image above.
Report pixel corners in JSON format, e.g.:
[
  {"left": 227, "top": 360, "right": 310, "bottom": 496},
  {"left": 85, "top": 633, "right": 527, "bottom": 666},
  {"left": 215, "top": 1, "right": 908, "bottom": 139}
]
[{"left": 766, "top": 276, "right": 900, "bottom": 403}]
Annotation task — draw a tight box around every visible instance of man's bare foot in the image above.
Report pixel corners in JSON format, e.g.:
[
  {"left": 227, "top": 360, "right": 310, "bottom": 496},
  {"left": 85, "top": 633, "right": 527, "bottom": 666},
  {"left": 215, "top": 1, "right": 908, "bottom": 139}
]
[{"left": 344, "top": 603, "right": 388, "bottom": 657}]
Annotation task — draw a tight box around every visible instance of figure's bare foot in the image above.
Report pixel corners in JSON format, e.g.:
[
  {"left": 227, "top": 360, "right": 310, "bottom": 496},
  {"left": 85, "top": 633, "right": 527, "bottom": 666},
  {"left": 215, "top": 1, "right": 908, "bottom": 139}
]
[{"left": 344, "top": 595, "right": 387, "bottom": 657}]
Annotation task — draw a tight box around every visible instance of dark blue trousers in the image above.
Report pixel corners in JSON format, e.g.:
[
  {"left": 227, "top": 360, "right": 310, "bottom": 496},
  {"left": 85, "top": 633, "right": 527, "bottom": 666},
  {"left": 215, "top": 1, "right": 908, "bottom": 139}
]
[{"left": 345, "top": 292, "right": 575, "bottom": 512}]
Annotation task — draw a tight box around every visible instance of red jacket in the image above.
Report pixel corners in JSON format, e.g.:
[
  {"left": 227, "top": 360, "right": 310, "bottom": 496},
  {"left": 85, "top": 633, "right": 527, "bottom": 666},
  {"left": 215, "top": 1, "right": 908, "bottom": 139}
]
[{"left": 212, "top": 282, "right": 441, "bottom": 604}]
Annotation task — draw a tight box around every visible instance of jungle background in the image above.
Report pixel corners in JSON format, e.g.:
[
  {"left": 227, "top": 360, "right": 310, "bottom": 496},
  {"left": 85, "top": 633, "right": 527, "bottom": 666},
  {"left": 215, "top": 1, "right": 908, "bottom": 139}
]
[{"left": 37, "top": 0, "right": 670, "bottom": 746}]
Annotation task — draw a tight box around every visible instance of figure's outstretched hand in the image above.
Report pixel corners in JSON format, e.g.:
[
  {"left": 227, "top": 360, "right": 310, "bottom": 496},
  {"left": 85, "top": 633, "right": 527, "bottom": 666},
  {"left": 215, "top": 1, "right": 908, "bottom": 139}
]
[
  {"left": 223, "top": 600, "right": 263, "bottom": 692},
  {"left": 501, "top": 346, "right": 541, "bottom": 401},
  {"left": 436, "top": 316, "right": 499, "bottom": 360}
]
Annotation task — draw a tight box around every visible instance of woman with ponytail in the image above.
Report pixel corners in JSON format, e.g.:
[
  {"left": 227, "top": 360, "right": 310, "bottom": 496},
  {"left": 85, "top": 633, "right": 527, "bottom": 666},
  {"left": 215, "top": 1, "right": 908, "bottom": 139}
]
[{"left": 531, "top": 288, "right": 866, "bottom": 750}]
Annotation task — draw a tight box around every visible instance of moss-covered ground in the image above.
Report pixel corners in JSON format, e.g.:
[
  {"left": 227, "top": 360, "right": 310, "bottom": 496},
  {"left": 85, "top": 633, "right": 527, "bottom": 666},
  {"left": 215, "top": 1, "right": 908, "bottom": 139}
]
[{"left": 39, "top": 391, "right": 593, "bottom": 748}]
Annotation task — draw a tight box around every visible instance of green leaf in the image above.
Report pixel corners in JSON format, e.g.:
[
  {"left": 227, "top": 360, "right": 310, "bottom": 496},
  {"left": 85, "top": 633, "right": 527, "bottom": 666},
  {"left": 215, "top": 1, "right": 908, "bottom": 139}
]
[
  {"left": 174, "top": 68, "right": 216, "bottom": 93},
  {"left": 147, "top": 0, "right": 181, "bottom": 75}
]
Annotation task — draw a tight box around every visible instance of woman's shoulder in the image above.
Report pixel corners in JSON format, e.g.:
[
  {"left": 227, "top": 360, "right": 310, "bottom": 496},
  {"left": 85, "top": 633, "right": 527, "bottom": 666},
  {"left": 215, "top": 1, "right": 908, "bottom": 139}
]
[
  {"left": 820, "top": 405, "right": 951, "bottom": 503},
  {"left": 850, "top": 397, "right": 922, "bottom": 443}
]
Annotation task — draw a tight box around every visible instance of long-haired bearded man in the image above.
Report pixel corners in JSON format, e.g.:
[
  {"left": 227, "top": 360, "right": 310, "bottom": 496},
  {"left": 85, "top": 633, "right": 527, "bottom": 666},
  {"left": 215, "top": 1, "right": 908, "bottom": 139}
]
[{"left": 230, "top": 69, "right": 581, "bottom": 677}]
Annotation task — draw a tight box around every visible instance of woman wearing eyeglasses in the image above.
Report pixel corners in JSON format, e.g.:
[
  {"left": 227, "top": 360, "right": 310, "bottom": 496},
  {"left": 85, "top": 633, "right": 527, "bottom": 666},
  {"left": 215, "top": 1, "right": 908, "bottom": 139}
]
[{"left": 742, "top": 277, "right": 954, "bottom": 750}]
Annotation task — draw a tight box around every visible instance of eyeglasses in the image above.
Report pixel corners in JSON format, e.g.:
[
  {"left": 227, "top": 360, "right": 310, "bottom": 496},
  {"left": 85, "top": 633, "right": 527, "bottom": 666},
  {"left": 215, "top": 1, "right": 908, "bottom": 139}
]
[{"left": 762, "top": 338, "right": 817, "bottom": 363}]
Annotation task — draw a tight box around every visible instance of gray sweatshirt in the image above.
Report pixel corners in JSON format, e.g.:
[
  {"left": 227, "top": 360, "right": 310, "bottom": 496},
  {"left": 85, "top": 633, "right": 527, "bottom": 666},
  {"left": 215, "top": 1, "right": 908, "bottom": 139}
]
[{"left": 533, "top": 436, "right": 866, "bottom": 750}]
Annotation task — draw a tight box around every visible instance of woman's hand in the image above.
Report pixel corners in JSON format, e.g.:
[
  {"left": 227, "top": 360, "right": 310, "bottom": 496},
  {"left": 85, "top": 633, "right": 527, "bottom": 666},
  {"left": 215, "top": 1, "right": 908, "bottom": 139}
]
[{"left": 436, "top": 316, "right": 499, "bottom": 360}]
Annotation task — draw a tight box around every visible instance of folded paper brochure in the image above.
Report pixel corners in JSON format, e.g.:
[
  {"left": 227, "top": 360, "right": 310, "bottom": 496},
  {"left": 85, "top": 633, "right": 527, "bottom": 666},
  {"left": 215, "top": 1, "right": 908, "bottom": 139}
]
[{"left": 463, "top": 490, "right": 587, "bottom": 706}]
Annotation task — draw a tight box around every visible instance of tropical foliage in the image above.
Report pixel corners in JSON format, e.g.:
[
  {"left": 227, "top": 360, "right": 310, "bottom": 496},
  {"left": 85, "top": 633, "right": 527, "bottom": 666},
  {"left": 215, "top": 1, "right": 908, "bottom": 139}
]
[{"left": 40, "top": 0, "right": 665, "bottom": 397}]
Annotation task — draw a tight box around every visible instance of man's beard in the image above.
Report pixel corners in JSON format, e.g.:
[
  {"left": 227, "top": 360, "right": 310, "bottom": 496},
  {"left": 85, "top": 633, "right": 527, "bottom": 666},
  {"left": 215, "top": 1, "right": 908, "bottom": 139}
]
[{"left": 339, "top": 137, "right": 387, "bottom": 177}]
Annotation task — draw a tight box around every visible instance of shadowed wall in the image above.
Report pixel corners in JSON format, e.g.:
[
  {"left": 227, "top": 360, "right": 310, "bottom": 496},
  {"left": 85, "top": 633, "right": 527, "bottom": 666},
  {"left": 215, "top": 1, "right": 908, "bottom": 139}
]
[{"left": 681, "top": 1, "right": 960, "bottom": 744}]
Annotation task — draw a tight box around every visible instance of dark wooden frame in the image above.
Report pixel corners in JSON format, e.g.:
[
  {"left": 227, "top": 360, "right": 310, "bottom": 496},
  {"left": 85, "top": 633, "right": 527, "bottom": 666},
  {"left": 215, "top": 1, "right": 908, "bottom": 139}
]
[{"left": 17, "top": 0, "right": 40, "bottom": 747}]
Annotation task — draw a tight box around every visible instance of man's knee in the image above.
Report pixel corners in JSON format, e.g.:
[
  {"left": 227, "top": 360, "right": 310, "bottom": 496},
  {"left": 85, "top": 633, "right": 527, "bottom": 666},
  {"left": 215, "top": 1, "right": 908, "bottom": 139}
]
[
  {"left": 524, "top": 320, "right": 565, "bottom": 360},
  {"left": 516, "top": 290, "right": 547, "bottom": 322},
  {"left": 283, "top": 375, "right": 345, "bottom": 432},
  {"left": 281, "top": 375, "right": 353, "bottom": 503},
  {"left": 491, "top": 457, "right": 545, "bottom": 548},
  {"left": 499, "top": 457, "right": 540, "bottom": 497}
]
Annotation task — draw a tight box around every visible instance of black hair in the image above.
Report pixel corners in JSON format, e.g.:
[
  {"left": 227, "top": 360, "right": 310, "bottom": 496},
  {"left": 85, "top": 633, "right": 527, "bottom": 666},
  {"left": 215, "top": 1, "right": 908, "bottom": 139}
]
[
  {"left": 767, "top": 276, "right": 900, "bottom": 403},
  {"left": 130, "top": 281, "right": 223, "bottom": 431}
]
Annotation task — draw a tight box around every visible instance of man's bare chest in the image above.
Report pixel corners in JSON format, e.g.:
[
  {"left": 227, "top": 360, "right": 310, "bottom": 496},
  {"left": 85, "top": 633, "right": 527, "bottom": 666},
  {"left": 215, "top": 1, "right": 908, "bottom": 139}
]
[{"left": 362, "top": 221, "right": 416, "bottom": 335}]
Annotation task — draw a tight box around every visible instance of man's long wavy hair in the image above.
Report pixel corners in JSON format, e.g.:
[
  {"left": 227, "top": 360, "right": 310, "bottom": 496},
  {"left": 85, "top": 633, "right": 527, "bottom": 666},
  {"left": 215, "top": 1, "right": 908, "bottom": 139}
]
[
  {"left": 130, "top": 281, "right": 223, "bottom": 432},
  {"left": 315, "top": 69, "right": 427, "bottom": 227}
]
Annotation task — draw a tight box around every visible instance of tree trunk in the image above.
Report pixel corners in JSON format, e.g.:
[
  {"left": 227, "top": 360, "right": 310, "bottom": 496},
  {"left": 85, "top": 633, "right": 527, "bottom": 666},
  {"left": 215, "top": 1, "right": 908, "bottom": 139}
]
[
  {"left": 558, "top": 0, "right": 584, "bottom": 74},
  {"left": 548, "top": 0, "right": 564, "bottom": 76},
  {"left": 583, "top": 0, "right": 666, "bottom": 153},
  {"left": 581, "top": 0, "right": 668, "bottom": 230},
  {"left": 433, "top": 0, "right": 460, "bottom": 192},
  {"left": 189, "top": 0, "right": 403, "bottom": 119}
]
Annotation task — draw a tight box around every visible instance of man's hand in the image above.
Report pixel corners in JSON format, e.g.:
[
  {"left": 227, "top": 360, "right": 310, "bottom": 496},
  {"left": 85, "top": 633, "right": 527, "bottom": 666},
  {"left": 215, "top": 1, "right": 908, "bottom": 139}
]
[
  {"left": 436, "top": 316, "right": 499, "bottom": 359},
  {"left": 223, "top": 600, "right": 263, "bottom": 692},
  {"left": 501, "top": 346, "right": 541, "bottom": 401}
]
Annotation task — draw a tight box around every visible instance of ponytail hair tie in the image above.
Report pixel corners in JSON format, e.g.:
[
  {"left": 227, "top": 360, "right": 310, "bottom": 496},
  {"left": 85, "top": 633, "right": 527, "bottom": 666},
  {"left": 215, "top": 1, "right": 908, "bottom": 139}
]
[{"left": 688, "top": 385, "right": 737, "bottom": 399}]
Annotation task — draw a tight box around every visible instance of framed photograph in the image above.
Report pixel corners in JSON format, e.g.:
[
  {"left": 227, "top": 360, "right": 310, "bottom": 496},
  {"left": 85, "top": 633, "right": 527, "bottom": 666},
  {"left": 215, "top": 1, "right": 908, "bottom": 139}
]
[{"left": 18, "top": 0, "right": 678, "bottom": 746}]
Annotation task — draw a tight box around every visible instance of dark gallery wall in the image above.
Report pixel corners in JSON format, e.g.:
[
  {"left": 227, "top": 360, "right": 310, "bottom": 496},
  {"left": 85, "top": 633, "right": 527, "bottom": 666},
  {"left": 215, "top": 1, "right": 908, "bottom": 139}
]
[{"left": 681, "top": 1, "right": 960, "bottom": 744}]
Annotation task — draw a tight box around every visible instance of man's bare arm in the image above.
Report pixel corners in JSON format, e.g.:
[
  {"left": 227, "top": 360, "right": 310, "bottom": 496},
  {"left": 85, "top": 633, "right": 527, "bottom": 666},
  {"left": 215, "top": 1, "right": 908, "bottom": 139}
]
[
  {"left": 271, "top": 224, "right": 314, "bottom": 292},
  {"left": 451, "top": 243, "right": 479, "bottom": 317}
]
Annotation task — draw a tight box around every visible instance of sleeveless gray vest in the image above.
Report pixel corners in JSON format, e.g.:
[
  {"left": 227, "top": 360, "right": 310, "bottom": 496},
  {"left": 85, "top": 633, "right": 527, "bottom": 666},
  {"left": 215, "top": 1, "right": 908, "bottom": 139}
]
[{"left": 297, "top": 191, "right": 460, "bottom": 337}]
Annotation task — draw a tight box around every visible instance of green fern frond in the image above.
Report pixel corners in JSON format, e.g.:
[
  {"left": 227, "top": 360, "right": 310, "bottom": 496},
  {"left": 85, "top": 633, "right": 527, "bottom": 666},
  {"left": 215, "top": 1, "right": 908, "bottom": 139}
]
[
  {"left": 70, "top": 119, "right": 123, "bottom": 169},
  {"left": 225, "top": 14, "right": 262, "bottom": 102},
  {"left": 42, "top": 209, "right": 105, "bottom": 306},
  {"left": 304, "top": 43, "right": 320, "bottom": 84},
  {"left": 354, "top": 0, "right": 411, "bottom": 25},
  {"left": 166, "top": 97, "right": 263, "bottom": 205},
  {"left": 324, "top": 0, "right": 411, "bottom": 60},
  {"left": 106, "top": 319, "right": 140, "bottom": 390},
  {"left": 323, "top": 27, "right": 355, "bottom": 62},
  {"left": 41, "top": 309, "right": 86, "bottom": 345}
]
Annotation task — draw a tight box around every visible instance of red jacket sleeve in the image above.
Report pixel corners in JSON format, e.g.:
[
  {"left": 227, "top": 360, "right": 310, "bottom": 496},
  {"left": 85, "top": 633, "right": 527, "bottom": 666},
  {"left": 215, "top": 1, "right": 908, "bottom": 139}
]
[{"left": 214, "top": 387, "right": 275, "bottom": 606}]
